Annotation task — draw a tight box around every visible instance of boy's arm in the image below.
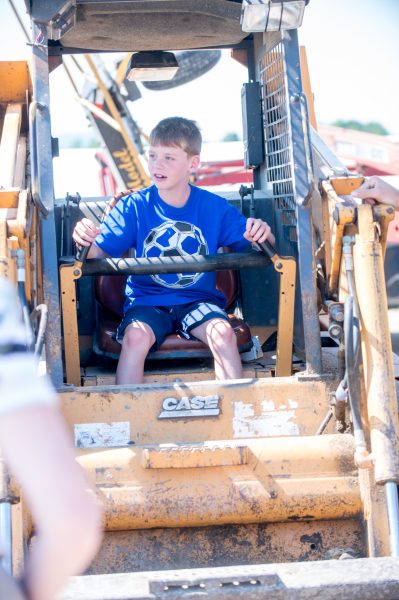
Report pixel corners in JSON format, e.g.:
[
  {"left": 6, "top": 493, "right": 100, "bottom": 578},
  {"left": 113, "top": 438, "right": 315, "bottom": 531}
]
[
  {"left": 217, "top": 198, "right": 275, "bottom": 250},
  {"left": 87, "top": 244, "right": 107, "bottom": 259}
]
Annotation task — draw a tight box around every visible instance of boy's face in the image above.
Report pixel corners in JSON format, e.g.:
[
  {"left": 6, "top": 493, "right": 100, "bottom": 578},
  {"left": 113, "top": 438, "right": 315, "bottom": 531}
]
[{"left": 148, "top": 145, "right": 200, "bottom": 192}]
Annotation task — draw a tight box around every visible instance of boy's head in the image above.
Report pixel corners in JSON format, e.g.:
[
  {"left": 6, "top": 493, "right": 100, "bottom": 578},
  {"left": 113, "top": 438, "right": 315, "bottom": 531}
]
[{"left": 149, "top": 117, "right": 202, "bottom": 157}]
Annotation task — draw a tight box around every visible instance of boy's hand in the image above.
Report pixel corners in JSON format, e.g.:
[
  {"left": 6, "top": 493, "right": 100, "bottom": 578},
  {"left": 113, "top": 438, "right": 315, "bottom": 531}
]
[
  {"left": 244, "top": 218, "right": 275, "bottom": 246},
  {"left": 72, "top": 218, "right": 101, "bottom": 247}
]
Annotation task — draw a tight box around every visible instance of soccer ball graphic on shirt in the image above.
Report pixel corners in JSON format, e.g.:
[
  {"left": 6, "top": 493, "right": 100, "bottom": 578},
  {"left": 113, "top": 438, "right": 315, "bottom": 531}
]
[{"left": 143, "top": 220, "right": 208, "bottom": 288}]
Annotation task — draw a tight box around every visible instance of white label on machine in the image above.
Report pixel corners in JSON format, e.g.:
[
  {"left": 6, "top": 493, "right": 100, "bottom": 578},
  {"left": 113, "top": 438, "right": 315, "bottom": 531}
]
[
  {"left": 74, "top": 421, "right": 130, "bottom": 448},
  {"left": 232, "top": 399, "right": 300, "bottom": 438}
]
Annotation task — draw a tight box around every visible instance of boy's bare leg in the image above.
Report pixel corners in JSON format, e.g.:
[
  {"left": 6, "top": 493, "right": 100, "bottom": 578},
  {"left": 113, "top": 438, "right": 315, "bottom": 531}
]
[
  {"left": 0, "top": 405, "right": 102, "bottom": 600},
  {"left": 116, "top": 321, "right": 156, "bottom": 384},
  {"left": 190, "top": 318, "right": 243, "bottom": 380}
]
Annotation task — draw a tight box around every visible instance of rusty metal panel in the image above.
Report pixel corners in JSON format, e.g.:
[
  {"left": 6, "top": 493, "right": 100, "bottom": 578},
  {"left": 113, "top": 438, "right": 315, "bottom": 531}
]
[
  {"left": 86, "top": 519, "right": 364, "bottom": 575},
  {"left": 76, "top": 435, "right": 360, "bottom": 530},
  {"left": 59, "top": 377, "right": 335, "bottom": 445},
  {"left": 354, "top": 205, "right": 399, "bottom": 484}
]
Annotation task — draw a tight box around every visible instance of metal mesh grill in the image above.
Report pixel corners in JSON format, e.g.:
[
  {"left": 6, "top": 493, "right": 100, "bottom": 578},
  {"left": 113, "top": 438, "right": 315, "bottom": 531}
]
[{"left": 259, "top": 41, "right": 297, "bottom": 240}]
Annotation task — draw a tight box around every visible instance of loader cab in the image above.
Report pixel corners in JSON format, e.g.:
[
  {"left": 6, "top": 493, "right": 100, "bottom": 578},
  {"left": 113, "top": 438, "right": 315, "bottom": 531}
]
[{"left": 31, "top": 0, "right": 319, "bottom": 388}]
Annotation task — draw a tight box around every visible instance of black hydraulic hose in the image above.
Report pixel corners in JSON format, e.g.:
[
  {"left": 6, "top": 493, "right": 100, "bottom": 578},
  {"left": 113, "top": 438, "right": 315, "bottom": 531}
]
[
  {"left": 346, "top": 267, "right": 361, "bottom": 356},
  {"left": 17, "top": 281, "right": 35, "bottom": 353},
  {"left": 31, "top": 304, "right": 48, "bottom": 357},
  {"left": 344, "top": 294, "right": 363, "bottom": 435}
]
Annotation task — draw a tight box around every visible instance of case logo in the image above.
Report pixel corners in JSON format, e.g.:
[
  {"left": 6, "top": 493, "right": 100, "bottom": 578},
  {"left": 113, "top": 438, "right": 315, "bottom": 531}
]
[{"left": 158, "top": 395, "right": 220, "bottom": 419}]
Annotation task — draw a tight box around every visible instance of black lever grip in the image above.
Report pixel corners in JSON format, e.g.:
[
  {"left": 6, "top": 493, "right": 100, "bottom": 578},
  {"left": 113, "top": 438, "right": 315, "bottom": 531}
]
[
  {"left": 75, "top": 244, "right": 91, "bottom": 263},
  {"left": 255, "top": 240, "right": 277, "bottom": 260}
]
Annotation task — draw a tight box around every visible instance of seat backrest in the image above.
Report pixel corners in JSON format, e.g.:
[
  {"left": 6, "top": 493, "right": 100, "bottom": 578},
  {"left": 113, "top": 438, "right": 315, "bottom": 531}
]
[{"left": 95, "top": 269, "right": 238, "bottom": 320}]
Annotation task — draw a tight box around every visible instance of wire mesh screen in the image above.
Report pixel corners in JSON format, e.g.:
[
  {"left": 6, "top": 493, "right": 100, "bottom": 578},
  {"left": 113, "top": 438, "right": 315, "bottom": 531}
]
[{"left": 259, "top": 40, "right": 297, "bottom": 242}]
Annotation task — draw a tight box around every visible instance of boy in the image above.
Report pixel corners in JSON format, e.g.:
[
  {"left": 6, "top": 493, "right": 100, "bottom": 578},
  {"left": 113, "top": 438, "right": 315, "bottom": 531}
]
[{"left": 73, "top": 117, "right": 274, "bottom": 384}]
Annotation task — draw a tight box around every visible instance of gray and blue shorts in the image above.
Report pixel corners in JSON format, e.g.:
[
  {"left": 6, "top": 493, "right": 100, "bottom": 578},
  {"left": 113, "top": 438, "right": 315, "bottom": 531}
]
[{"left": 116, "top": 301, "right": 229, "bottom": 352}]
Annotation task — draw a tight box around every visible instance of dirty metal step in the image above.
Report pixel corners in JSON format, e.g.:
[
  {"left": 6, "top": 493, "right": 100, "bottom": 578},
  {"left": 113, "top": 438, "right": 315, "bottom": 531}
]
[{"left": 60, "top": 557, "right": 399, "bottom": 600}]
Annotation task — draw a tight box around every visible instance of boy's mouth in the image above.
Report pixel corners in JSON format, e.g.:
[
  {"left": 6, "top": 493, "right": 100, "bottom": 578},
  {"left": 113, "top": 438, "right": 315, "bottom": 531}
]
[{"left": 153, "top": 173, "right": 167, "bottom": 181}]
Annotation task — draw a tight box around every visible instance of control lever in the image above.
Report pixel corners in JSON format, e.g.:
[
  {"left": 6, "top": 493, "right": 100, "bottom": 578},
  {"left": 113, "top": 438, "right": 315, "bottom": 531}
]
[
  {"left": 75, "top": 244, "right": 91, "bottom": 265},
  {"left": 255, "top": 240, "right": 277, "bottom": 261}
]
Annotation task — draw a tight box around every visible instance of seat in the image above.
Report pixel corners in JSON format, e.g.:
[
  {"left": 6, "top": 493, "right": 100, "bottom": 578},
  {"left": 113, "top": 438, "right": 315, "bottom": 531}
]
[{"left": 94, "top": 269, "right": 253, "bottom": 360}]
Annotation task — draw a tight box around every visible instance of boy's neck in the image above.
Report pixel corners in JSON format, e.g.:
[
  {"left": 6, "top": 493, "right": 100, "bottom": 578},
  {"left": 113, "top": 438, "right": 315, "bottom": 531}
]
[{"left": 157, "top": 182, "right": 191, "bottom": 208}]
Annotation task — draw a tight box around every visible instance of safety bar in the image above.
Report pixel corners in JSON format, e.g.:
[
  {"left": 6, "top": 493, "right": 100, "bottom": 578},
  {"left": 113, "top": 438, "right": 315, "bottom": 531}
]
[{"left": 78, "top": 251, "right": 272, "bottom": 276}]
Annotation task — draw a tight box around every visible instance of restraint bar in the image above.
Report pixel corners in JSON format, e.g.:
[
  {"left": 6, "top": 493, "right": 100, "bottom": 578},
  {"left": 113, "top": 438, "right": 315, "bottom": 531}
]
[{"left": 80, "top": 252, "right": 271, "bottom": 276}]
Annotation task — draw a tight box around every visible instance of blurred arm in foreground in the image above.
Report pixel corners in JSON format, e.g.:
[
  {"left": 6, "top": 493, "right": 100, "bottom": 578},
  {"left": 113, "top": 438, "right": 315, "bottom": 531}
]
[{"left": 0, "top": 278, "right": 102, "bottom": 600}]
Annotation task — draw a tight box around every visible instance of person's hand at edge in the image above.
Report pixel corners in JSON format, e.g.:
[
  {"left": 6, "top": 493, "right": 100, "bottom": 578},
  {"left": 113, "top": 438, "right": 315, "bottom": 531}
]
[{"left": 352, "top": 176, "right": 399, "bottom": 211}]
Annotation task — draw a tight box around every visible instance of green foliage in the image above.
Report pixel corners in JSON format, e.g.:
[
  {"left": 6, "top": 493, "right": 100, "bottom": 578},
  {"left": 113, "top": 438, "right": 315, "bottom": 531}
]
[
  {"left": 222, "top": 132, "right": 241, "bottom": 142},
  {"left": 332, "top": 120, "right": 389, "bottom": 136}
]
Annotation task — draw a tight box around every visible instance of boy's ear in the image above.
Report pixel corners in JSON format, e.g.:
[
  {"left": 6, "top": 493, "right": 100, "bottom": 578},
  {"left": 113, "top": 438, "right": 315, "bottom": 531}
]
[{"left": 189, "top": 154, "right": 200, "bottom": 171}]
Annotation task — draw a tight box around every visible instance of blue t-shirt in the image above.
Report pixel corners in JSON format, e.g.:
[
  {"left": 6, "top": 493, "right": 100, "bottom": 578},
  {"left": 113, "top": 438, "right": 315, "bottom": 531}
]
[{"left": 95, "top": 184, "right": 250, "bottom": 313}]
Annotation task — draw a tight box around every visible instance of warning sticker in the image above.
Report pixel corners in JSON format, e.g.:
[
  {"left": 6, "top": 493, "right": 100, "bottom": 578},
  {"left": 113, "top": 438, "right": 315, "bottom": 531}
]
[{"left": 74, "top": 421, "right": 130, "bottom": 448}]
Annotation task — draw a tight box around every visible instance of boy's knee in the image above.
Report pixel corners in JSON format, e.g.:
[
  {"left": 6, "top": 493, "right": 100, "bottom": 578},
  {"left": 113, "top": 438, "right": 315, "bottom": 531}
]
[
  {"left": 206, "top": 320, "right": 236, "bottom": 348},
  {"left": 122, "top": 323, "right": 154, "bottom": 353}
]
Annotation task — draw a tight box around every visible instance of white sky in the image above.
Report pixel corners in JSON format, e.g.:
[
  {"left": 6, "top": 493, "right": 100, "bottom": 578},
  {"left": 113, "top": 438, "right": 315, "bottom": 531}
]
[{"left": 1, "top": 0, "right": 398, "bottom": 143}]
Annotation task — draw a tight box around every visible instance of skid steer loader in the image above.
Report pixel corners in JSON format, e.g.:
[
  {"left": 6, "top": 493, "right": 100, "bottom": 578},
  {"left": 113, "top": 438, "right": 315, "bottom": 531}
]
[{"left": 0, "top": 1, "right": 398, "bottom": 598}]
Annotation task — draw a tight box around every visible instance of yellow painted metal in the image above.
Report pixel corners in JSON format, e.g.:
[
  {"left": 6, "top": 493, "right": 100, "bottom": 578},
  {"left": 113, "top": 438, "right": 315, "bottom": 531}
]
[
  {"left": 271, "top": 255, "right": 296, "bottom": 376},
  {"left": 299, "top": 46, "right": 317, "bottom": 131},
  {"left": 372, "top": 204, "right": 395, "bottom": 259},
  {"left": 76, "top": 434, "right": 360, "bottom": 530},
  {"left": 0, "top": 103, "right": 22, "bottom": 188},
  {"left": 0, "top": 61, "right": 31, "bottom": 103},
  {"left": 0, "top": 189, "right": 19, "bottom": 208},
  {"left": 142, "top": 442, "right": 249, "bottom": 469},
  {"left": 59, "top": 264, "right": 81, "bottom": 386},
  {"left": 59, "top": 377, "right": 334, "bottom": 444},
  {"left": 6, "top": 189, "right": 28, "bottom": 240},
  {"left": 353, "top": 205, "right": 399, "bottom": 484},
  {"left": 321, "top": 180, "right": 356, "bottom": 298},
  {"left": 329, "top": 176, "right": 364, "bottom": 197},
  {"left": 84, "top": 54, "right": 150, "bottom": 189}
]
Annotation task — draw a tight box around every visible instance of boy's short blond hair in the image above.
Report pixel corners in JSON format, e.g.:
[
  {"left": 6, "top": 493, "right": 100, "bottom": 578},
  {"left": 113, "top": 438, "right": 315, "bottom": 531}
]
[{"left": 149, "top": 117, "right": 202, "bottom": 156}]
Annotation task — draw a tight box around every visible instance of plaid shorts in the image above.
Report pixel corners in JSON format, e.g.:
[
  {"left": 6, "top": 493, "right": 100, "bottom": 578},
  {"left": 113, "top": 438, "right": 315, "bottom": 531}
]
[{"left": 116, "top": 301, "right": 229, "bottom": 352}]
